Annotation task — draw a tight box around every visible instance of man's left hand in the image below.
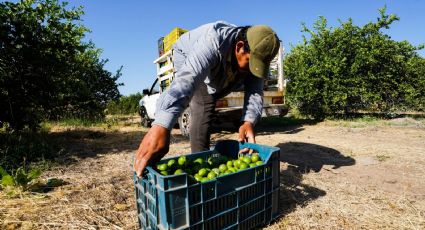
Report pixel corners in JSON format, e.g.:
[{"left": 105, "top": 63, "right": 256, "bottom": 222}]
[{"left": 238, "top": 121, "right": 256, "bottom": 153}]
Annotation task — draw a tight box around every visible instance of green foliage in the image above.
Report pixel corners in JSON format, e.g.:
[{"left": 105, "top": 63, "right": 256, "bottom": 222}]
[
  {"left": 106, "top": 93, "right": 144, "bottom": 115},
  {"left": 1, "top": 175, "right": 15, "bottom": 187},
  {"left": 0, "top": 131, "right": 59, "bottom": 172},
  {"left": 284, "top": 7, "right": 425, "bottom": 119},
  {"left": 0, "top": 165, "right": 42, "bottom": 189},
  {"left": 15, "top": 167, "right": 41, "bottom": 188},
  {"left": 0, "top": 0, "right": 122, "bottom": 131}
]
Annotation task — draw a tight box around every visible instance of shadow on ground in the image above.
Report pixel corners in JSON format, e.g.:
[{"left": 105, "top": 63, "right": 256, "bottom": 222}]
[
  {"left": 47, "top": 129, "right": 189, "bottom": 165},
  {"left": 209, "top": 116, "right": 317, "bottom": 137},
  {"left": 278, "top": 142, "right": 356, "bottom": 172},
  {"left": 0, "top": 122, "right": 193, "bottom": 173},
  {"left": 273, "top": 142, "right": 356, "bottom": 221}
]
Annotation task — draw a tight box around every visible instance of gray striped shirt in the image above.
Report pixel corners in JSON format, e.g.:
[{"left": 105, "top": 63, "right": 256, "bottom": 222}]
[{"left": 152, "top": 21, "right": 264, "bottom": 130}]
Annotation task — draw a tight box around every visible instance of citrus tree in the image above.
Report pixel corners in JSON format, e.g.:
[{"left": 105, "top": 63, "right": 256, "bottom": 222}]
[
  {"left": 0, "top": 0, "right": 122, "bottom": 130},
  {"left": 284, "top": 7, "right": 424, "bottom": 119}
]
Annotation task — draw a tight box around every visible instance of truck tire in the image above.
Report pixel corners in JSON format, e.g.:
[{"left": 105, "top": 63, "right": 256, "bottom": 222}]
[
  {"left": 139, "top": 107, "right": 151, "bottom": 128},
  {"left": 178, "top": 108, "right": 191, "bottom": 137}
]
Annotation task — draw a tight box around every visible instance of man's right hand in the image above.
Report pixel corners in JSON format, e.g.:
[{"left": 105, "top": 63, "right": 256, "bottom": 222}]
[{"left": 134, "top": 124, "right": 170, "bottom": 177}]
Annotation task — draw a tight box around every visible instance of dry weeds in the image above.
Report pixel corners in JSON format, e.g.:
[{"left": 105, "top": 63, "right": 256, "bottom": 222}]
[{"left": 1, "top": 117, "right": 424, "bottom": 229}]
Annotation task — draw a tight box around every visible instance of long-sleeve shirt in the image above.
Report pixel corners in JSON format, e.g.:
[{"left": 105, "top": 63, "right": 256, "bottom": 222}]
[{"left": 152, "top": 21, "right": 264, "bottom": 130}]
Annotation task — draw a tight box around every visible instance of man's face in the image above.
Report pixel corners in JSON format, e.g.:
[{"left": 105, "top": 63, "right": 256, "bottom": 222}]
[{"left": 235, "top": 41, "right": 250, "bottom": 72}]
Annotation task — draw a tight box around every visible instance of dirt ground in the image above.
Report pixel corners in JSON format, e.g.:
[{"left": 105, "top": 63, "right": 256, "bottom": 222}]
[{"left": 1, "top": 117, "right": 424, "bottom": 229}]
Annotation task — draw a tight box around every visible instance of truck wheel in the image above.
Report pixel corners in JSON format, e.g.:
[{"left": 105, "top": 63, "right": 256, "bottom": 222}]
[
  {"left": 178, "top": 108, "right": 191, "bottom": 137},
  {"left": 139, "top": 107, "right": 151, "bottom": 127}
]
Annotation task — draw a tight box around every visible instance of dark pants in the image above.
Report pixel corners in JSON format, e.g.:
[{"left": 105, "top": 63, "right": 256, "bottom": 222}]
[
  {"left": 172, "top": 48, "right": 218, "bottom": 152},
  {"left": 189, "top": 83, "right": 216, "bottom": 152}
]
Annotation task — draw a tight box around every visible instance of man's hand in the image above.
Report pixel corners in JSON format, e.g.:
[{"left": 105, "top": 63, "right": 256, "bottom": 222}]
[
  {"left": 238, "top": 121, "right": 256, "bottom": 154},
  {"left": 134, "top": 125, "right": 170, "bottom": 177}
]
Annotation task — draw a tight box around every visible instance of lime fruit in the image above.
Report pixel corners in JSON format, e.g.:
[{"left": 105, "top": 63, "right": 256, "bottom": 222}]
[
  {"left": 234, "top": 159, "right": 242, "bottom": 169},
  {"left": 212, "top": 168, "right": 220, "bottom": 175},
  {"left": 200, "top": 177, "right": 209, "bottom": 183},
  {"left": 207, "top": 171, "right": 217, "bottom": 179},
  {"left": 194, "top": 173, "right": 202, "bottom": 181},
  {"left": 226, "top": 160, "right": 233, "bottom": 168},
  {"left": 194, "top": 158, "right": 204, "bottom": 164},
  {"left": 249, "top": 163, "right": 257, "bottom": 168},
  {"left": 219, "top": 164, "right": 227, "bottom": 173},
  {"left": 243, "top": 156, "right": 252, "bottom": 164},
  {"left": 251, "top": 154, "right": 260, "bottom": 163},
  {"left": 167, "top": 159, "right": 176, "bottom": 167},
  {"left": 178, "top": 156, "right": 186, "bottom": 166},
  {"left": 256, "top": 161, "right": 264, "bottom": 166},
  {"left": 239, "top": 162, "right": 248, "bottom": 170},
  {"left": 160, "top": 170, "right": 169, "bottom": 176},
  {"left": 157, "top": 164, "right": 168, "bottom": 171},
  {"left": 198, "top": 168, "right": 207, "bottom": 177},
  {"left": 174, "top": 169, "right": 184, "bottom": 175}
]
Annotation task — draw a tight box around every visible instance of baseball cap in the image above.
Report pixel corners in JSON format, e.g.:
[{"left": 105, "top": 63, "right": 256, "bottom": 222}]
[{"left": 247, "top": 25, "right": 280, "bottom": 78}]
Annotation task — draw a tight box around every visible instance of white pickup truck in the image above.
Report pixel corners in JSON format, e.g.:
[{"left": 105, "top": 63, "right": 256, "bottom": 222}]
[{"left": 139, "top": 44, "right": 288, "bottom": 136}]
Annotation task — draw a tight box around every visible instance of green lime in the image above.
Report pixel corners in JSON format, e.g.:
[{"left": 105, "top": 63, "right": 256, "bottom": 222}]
[
  {"left": 157, "top": 163, "right": 168, "bottom": 171},
  {"left": 228, "top": 167, "right": 236, "bottom": 173},
  {"left": 174, "top": 169, "right": 184, "bottom": 175},
  {"left": 251, "top": 154, "right": 260, "bottom": 163},
  {"left": 234, "top": 159, "right": 242, "bottom": 169},
  {"left": 198, "top": 168, "right": 207, "bottom": 177},
  {"left": 239, "top": 162, "right": 248, "bottom": 170},
  {"left": 249, "top": 163, "right": 257, "bottom": 168},
  {"left": 160, "top": 170, "right": 169, "bottom": 176},
  {"left": 194, "top": 174, "right": 202, "bottom": 181},
  {"left": 207, "top": 171, "right": 217, "bottom": 179},
  {"left": 256, "top": 161, "right": 264, "bottom": 166},
  {"left": 178, "top": 156, "right": 186, "bottom": 166},
  {"left": 167, "top": 159, "right": 176, "bottom": 167},
  {"left": 194, "top": 158, "right": 204, "bottom": 164},
  {"left": 219, "top": 164, "right": 227, "bottom": 173},
  {"left": 239, "top": 156, "right": 244, "bottom": 161},
  {"left": 212, "top": 168, "right": 220, "bottom": 175},
  {"left": 226, "top": 160, "right": 233, "bottom": 168},
  {"left": 200, "top": 177, "right": 209, "bottom": 183},
  {"left": 224, "top": 170, "right": 232, "bottom": 175},
  {"left": 243, "top": 156, "right": 252, "bottom": 164}
]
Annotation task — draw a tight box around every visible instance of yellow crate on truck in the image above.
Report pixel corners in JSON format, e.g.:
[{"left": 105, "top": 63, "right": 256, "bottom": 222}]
[{"left": 163, "top": 27, "right": 188, "bottom": 52}]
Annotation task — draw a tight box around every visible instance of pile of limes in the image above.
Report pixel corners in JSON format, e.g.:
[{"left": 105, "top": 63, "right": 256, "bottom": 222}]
[{"left": 155, "top": 153, "right": 264, "bottom": 183}]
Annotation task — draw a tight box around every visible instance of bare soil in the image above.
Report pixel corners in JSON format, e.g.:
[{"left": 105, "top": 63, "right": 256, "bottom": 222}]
[{"left": 1, "top": 117, "right": 424, "bottom": 229}]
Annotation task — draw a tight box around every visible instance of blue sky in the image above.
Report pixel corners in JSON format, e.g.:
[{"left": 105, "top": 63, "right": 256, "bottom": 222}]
[{"left": 68, "top": 0, "right": 424, "bottom": 96}]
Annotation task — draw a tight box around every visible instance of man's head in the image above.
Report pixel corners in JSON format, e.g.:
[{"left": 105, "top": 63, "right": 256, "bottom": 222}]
[{"left": 234, "top": 25, "right": 280, "bottom": 78}]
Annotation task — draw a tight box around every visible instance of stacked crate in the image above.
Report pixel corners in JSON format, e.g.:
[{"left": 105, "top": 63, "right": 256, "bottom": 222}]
[
  {"left": 163, "top": 27, "right": 188, "bottom": 53},
  {"left": 155, "top": 27, "right": 188, "bottom": 92}
]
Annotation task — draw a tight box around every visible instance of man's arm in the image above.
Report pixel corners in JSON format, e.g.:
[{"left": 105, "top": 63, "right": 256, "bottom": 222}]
[
  {"left": 134, "top": 34, "right": 220, "bottom": 177},
  {"left": 238, "top": 74, "right": 264, "bottom": 144},
  {"left": 241, "top": 73, "right": 264, "bottom": 126}
]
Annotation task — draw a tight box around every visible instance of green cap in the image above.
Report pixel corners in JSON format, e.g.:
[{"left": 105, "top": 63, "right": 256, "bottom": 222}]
[{"left": 247, "top": 25, "right": 280, "bottom": 78}]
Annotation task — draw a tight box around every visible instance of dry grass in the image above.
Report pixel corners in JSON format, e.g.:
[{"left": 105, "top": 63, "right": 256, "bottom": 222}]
[{"left": 1, "top": 116, "right": 425, "bottom": 229}]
